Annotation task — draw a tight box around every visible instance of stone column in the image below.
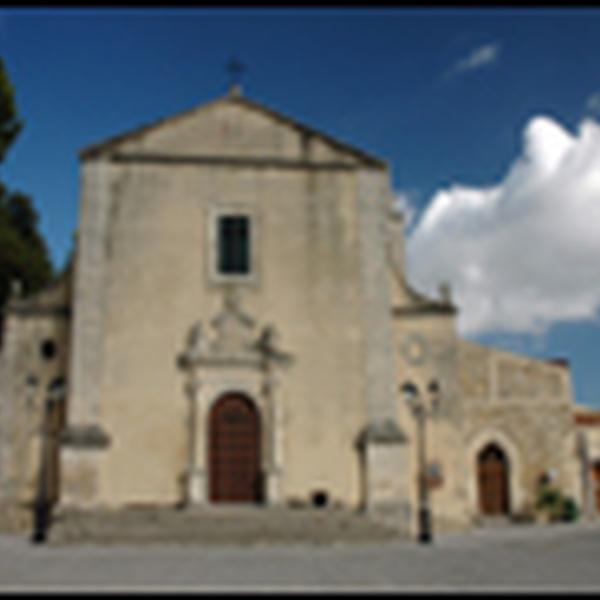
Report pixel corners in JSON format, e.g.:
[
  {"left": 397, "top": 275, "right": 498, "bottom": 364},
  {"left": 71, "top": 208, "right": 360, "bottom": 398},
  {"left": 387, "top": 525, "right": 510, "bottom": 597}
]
[
  {"left": 256, "top": 325, "right": 289, "bottom": 506},
  {"left": 263, "top": 369, "right": 282, "bottom": 505},
  {"left": 184, "top": 375, "right": 206, "bottom": 505}
]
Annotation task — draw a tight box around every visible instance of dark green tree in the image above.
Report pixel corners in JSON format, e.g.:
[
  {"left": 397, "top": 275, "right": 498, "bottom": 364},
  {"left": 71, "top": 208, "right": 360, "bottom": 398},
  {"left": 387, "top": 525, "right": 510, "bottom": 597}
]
[
  {"left": 0, "top": 57, "right": 23, "bottom": 163},
  {"left": 0, "top": 58, "right": 53, "bottom": 328}
]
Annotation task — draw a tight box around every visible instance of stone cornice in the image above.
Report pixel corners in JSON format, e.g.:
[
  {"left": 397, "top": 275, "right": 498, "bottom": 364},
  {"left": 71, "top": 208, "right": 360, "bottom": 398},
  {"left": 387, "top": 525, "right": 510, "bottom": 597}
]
[
  {"left": 60, "top": 424, "right": 111, "bottom": 450},
  {"left": 393, "top": 304, "right": 457, "bottom": 317},
  {"left": 4, "top": 305, "right": 71, "bottom": 318},
  {"left": 356, "top": 419, "right": 408, "bottom": 449},
  {"left": 107, "top": 152, "right": 366, "bottom": 171}
]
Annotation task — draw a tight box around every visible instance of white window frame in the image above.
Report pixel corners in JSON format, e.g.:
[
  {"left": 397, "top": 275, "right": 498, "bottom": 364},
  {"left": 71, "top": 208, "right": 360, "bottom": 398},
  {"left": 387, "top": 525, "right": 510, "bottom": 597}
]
[{"left": 207, "top": 204, "right": 259, "bottom": 286}]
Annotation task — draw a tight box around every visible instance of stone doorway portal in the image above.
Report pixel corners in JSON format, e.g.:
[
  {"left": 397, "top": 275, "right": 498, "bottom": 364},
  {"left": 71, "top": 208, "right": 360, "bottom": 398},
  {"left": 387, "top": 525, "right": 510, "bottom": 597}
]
[
  {"left": 477, "top": 443, "right": 510, "bottom": 516},
  {"left": 209, "top": 392, "right": 263, "bottom": 504}
]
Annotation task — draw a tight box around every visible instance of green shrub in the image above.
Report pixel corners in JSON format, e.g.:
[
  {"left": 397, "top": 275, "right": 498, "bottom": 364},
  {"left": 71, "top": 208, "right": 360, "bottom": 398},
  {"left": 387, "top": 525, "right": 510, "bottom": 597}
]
[
  {"left": 535, "top": 484, "right": 579, "bottom": 522},
  {"left": 561, "top": 497, "right": 579, "bottom": 522},
  {"left": 536, "top": 485, "right": 561, "bottom": 511}
]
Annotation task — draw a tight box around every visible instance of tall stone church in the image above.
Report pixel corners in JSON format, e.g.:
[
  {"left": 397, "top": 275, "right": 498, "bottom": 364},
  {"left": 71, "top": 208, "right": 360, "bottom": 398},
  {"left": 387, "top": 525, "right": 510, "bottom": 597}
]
[{"left": 0, "top": 85, "right": 587, "bottom": 535}]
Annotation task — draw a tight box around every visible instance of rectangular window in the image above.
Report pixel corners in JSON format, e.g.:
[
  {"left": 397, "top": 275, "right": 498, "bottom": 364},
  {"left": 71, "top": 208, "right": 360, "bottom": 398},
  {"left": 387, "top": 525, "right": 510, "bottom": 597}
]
[{"left": 218, "top": 215, "right": 251, "bottom": 275}]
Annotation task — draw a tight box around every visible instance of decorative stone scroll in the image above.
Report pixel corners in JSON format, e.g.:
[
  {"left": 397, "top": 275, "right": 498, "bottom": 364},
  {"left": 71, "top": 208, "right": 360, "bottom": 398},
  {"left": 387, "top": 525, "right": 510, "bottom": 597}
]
[{"left": 178, "top": 286, "right": 292, "bottom": 370}]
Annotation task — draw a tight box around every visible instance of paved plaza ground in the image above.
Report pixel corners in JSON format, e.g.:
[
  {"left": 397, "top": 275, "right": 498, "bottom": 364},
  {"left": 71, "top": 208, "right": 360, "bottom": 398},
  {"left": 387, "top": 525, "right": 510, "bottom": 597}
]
[{"left": 1, "top": 521, "right": 599, "bottom": 592}]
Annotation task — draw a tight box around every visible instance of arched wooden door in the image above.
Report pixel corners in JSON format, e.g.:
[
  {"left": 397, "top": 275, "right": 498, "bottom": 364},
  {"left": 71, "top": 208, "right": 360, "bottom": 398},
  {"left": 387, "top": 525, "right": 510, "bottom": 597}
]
[
  {"left": 209, "top": 392, "right": 263, "bottom": 504},
  {"left": 477, "top": 443, "right": 510, "bottom": 516}
]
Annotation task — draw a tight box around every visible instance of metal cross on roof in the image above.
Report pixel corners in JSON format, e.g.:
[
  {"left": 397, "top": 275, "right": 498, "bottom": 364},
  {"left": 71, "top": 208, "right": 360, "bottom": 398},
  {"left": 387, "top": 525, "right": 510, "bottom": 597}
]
[{"left": 226, "top": 57, "right": 246, "bottom": 95}]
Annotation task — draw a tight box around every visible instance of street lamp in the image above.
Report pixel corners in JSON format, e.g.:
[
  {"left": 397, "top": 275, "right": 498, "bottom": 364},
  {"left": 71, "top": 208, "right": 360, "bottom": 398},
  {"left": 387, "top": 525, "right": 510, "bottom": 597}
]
[
  {"left": 31, "top": 377, "right": 65, "bottom": 544},
  {"left": 401, "top": 379, "right": 441, "bottom": 544}
]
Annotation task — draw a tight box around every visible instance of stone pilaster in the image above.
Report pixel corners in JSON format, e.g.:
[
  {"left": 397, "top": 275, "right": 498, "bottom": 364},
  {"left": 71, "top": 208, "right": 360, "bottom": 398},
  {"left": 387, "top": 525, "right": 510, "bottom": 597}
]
[
  {"left": 68, "top": 158, "right": 114, "bottom": 426},
  {"left": 0, "top": 315, "right": 21, "bottom": 500},
  {"left": 355, "top": 169, "right": 399, "bottom": 424},
  {"left": 357, "top": 421, "right": 411, "bottom": 533},
  {"left": 354, "top": 170, "right": 412, "bottom": 529},
  {"left": 62, "top": 158, "right": 113, "bottom": 507}
]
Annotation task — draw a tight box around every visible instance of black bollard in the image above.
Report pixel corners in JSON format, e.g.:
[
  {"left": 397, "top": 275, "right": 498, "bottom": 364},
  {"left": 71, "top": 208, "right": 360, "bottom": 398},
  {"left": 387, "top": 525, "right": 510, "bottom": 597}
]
[
  {"left": 417, "top": 506, "right": 433, "bottom": 544},
  {"left": 31, "top": 498, "right": 49, "bottom": 544}
]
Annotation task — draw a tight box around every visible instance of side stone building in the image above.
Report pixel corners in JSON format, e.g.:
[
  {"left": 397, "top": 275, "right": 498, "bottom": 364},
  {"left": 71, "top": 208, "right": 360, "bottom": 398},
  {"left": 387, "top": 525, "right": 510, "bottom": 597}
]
[{"left": 0, "top": 86, "right": 590, "bottom": 535}]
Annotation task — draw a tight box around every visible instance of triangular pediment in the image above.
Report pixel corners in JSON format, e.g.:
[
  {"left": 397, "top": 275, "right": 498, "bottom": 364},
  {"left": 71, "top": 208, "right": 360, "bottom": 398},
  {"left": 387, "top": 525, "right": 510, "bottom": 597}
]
[{"left": 80, "top": 93, "right": 386, "bottom": 169}]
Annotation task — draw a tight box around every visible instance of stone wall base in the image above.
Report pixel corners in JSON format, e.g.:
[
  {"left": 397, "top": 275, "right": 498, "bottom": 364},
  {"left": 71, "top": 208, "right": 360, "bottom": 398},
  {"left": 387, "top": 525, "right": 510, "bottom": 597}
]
[
  {"left": 367, "top": 500, "right": 412, "bottom": 535},
  {"left": 0, "top": 501, "right": 33, "bottom": 534},
  {"left": 59, "top": 447, "right": 103, "bottom": 509},
  {"left": 359, "top": 422, "right": 412, "bottom": 535}
]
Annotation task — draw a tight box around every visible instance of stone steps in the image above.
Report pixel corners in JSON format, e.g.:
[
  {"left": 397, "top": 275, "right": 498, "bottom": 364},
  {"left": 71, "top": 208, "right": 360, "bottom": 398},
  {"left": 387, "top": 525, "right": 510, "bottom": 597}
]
[
  {"left": 47, "top": 505, "right": 403, "bottom": 546},
  {"left": 476, "top": 516, "right": 513, "bottom": 529}
]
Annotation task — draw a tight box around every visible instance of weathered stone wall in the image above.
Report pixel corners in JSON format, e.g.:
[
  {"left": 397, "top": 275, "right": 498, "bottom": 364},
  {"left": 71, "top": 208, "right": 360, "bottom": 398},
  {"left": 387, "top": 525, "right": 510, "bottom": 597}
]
[
  {"left": 0, "top": 302, "right": 69, "bottom": 507},
  {"left": 388, "top": 212, "right": 579, "bottom": 531},
  {"left": 66, "top": 97, "right": 398, "bottom": 510},
  {"left": 393, "top": 309, "right": 468, "bottom": 532},
  {"left": 5, "top": 92, "right": 582, "bottom": 536},
  {"left": 387, "top": 214, "right": 467, "bottom": 531},
  {"left": 459, "top": 340, "right": 579, "bottom": 517}
]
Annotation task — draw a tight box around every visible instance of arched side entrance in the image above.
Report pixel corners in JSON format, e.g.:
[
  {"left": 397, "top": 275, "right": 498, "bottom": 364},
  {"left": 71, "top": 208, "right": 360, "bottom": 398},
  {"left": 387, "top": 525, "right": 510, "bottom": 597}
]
[
  {"left": 477, "top": 443, "right": 510, "bottom": 515},
  {"left": 208, "top": 392, "right": 263, "bottom": 504}
]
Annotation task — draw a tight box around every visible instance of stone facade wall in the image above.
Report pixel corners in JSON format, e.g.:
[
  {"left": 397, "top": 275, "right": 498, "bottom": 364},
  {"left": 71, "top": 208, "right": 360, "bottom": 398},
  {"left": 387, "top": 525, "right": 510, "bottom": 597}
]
[
  {"left": 459, "top": 340, "right": 580, "bottom": 517},
  {"left": 388, "top": 210, "right": 580, "bottom": 530},
  {"left": 64, "top": 97, "right": 398, "bottom": 510},
  {"left": 0, "top": 302, "right": 70, "bottom": 507},
  {"left": 392, "top": 308, "right": 469, "bottom": 532},
  {"left": 0, "top": 93, "right": 586, "bottom": 537}
]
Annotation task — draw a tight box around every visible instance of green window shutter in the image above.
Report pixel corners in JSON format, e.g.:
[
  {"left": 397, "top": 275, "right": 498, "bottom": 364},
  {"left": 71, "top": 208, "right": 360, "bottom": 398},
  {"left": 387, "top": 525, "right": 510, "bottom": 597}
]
[{"left": 218, "top": 215, "right": 250, "bottom": 275}]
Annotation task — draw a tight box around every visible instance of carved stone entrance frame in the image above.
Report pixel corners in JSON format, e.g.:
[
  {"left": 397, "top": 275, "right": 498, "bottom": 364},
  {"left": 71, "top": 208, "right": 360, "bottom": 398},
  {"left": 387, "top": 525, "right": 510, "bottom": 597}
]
[{"left": 177, "top": 287, "right": 291, "bottom": 507}]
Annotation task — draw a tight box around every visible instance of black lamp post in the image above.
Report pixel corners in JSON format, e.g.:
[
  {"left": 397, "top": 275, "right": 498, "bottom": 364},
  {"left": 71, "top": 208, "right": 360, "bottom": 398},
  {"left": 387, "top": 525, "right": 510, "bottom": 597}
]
[
  {"left": 401, "top": 380, "right": 441, "bottom": 544},
  {"left": 31, "top": 395, "right": 52, "bottom": 544}
]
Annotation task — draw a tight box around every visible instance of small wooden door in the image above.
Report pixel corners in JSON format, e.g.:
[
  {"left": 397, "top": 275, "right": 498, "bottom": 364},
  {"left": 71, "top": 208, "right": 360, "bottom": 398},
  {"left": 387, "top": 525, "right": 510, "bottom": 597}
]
[
  {"left": 477, "top": 444, "right": 510, "bottom": 516},
  {"left": 209, "top": 393, "right": 262, "bottom": 504},
  {"left": 593, "top": 462, "right": 600, "bottom": 512}
]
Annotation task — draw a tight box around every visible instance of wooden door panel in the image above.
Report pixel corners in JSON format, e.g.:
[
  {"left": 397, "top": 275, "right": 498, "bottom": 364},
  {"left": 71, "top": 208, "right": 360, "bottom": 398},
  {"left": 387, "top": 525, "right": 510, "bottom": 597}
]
[
  {"left": 593, "top": 463, "right": 600, "bottom": 512},
  {"left": 209, "top": 393, "right": 262, "bottom": 503},
  {"left": 478, "top": 445, "right": 509, "bottom": 516}
]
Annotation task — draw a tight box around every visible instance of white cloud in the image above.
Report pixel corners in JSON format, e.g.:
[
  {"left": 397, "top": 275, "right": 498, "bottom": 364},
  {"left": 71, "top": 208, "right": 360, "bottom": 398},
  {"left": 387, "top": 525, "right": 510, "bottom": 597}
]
[
  {"left": 406, "top": 115, "right": 600, "bottom": 336},
  {"left": 444, "top": 43, "right": 501, "bottom": 79}
]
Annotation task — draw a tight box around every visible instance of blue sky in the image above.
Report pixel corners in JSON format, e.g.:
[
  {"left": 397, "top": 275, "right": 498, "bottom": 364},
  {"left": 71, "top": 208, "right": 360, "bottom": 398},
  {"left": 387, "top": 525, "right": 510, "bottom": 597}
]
[{"left": 1, "top": 7, "right": 600, "bottom": 408}]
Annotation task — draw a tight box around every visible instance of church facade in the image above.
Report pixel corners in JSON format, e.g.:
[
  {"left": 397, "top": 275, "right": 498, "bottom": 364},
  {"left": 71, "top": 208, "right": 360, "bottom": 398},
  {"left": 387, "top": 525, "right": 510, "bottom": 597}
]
[{"left": 0, "top": 87, "right": 588, "bottom": 535}]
